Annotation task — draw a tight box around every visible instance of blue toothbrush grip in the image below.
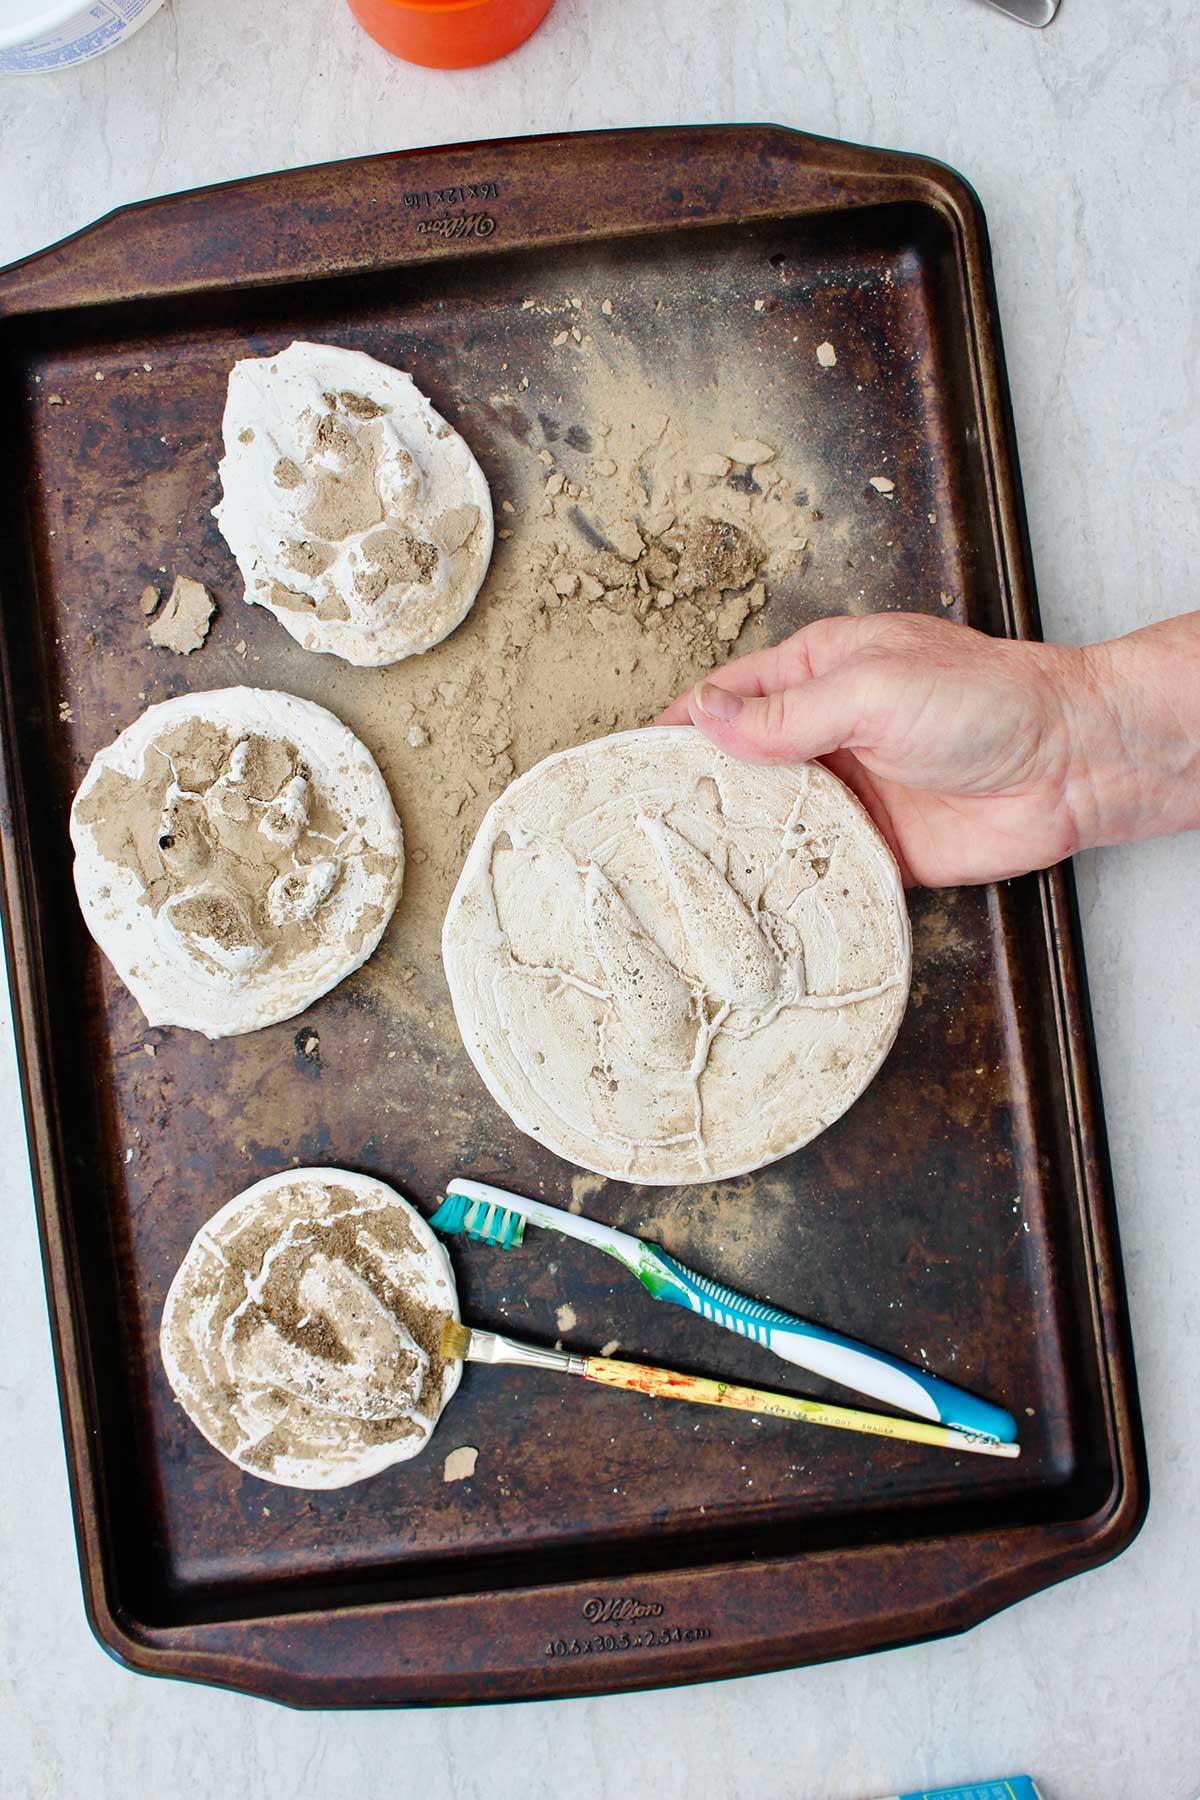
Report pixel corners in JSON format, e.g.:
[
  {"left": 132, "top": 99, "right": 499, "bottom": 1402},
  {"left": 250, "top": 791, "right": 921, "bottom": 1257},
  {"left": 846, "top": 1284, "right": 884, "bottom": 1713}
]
[{"left": 649, "top": 1249, "right": 1018, "bottom": 1443}]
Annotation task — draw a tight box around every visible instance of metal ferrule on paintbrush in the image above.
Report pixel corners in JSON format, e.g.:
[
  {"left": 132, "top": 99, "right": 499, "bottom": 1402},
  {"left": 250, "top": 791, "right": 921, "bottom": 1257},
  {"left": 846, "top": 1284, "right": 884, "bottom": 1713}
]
[{"left": 441, "top": 1318, "right": 588, "bottom": 1376}]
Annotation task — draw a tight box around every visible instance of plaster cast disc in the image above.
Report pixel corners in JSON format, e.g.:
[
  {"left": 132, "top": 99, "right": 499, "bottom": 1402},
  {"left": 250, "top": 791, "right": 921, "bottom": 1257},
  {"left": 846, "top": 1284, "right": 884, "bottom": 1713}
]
[
  {"left": 70, "top": 687, "right": 403, "bottom": 1037},
  {"left": 442, "top": 727, "right": 910, "bottom": 1185},
  {"left": 213, "top": 340, "right": 493, "bottom": 667},
  {"left": 160, "top": 1168, "right": 461, "bottom": 1489}
]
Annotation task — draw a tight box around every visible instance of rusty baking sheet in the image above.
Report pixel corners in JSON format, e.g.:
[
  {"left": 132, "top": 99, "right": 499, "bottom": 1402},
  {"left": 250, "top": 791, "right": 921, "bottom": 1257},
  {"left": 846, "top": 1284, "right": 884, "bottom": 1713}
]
[{"left": 0, "top": 126, "right": 1144, "bottom": 1704}]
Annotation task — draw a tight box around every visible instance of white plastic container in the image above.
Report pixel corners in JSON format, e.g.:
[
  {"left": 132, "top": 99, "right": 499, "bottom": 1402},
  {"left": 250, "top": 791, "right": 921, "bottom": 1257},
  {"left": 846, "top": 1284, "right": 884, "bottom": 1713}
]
[{"left": 0, "top": 0, "right": 164, "bottom": 72}]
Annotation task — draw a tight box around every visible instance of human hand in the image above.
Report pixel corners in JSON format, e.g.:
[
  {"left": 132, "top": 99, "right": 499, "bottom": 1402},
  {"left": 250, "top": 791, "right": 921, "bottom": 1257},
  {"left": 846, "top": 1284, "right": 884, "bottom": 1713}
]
[{"left": 657, "top": 612, "right": 1137, "bottom": 887}]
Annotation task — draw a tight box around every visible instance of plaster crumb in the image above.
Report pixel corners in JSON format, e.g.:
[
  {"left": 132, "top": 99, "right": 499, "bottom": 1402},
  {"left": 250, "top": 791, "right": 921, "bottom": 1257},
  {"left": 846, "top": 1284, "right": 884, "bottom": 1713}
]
[
  {"left": 753, "top": 299, "right": 766, "bottom": 312},
  {"left": 440, "top": 1440, "right": 478, "bottom": 1483},
  {"left": 147, "top": 576, "right": 215, "bottom": 654},
  {"left": 868, "top": 475, "right": 895, "bottom": 494},
  {"left": 697, "top": 453, "right": 731, "bottom": 478},
  {"left": 556, "top": 1303, "right": 578, "bottom": 1333},
  {"left": 521, "top": 298, "right": 536, "bottom": 310},
  {"left": 143, "top": 363, "right": 153, "bottom": 372},
  {"left": 568, "top": 296, "right": 582, "bottom": 310},
  {"left": 940, "top": 591, "right": 954, "bottom": 608},
  {"left": 607, "top": 520, "right": 645, "bottom": 562},
  {"left": 816, "top": 341, "right": 837, "bottom": 367},
  {"left": 552, "top": 330, "right": 570, "bottom": 347},
  {"left": 93, "top": 371, "right": 104, "bottom": 382},
  {"left": 144, "top": 1043, "right": 156, "bottom": 1057},
  {"left": 139, "top": 584, "right": 161, "bottom": 617},
  {"left": 48, "top": 394, "right": 65, "bottom": 406},
  {"left": 501, "top": 500, "right": 516, "bottom": 514},
  {"left": 58, "top": 701, "right": 74, "bottom": 723},
  {"left": 600, "top": 1339, "right": 620, "bottom": 1358},
  {"left": 406, "top": 724, "right": 428, "bottom": 748},
  {"left": 715, "top": 589, "right": 753, "bottom": 642},
  {"left": 601, "top": 298, "right": 613, "bottom": 315},
  {"left": 235, "top": 639, "right": 247, "bottom": 656},
  {"left": 726, "top": 437, "right": 776, "bottom": 467}
]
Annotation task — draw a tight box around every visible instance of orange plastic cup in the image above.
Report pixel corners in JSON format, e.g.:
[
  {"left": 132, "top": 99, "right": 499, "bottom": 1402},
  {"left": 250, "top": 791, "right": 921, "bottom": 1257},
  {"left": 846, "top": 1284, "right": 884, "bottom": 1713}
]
[{"left": 348, "top": 0, "right": 555, "bottom": 68}]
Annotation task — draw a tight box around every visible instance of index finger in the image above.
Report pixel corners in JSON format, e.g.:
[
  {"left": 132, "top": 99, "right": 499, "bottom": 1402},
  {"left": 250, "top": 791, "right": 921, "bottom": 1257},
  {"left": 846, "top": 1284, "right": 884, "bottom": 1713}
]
[{"left": 651, "top": 615, "right": 858, "bottom": 726}]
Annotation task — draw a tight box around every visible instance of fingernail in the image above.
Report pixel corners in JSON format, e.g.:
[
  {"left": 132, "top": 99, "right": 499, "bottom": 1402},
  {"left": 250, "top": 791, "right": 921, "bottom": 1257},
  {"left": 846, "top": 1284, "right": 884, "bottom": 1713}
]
[{"left": 694, "top": 682, "right": 743, "bottom": 723}]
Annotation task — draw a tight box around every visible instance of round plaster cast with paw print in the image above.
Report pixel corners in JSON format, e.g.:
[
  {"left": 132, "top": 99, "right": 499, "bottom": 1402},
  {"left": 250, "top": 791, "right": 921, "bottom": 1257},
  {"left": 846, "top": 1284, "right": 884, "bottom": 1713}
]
[
  {"left": 70, "top": 687, "right": 403, "bottom": 1037},
  {"left": 213, "top": 340, "right": 494, "bottom": 667}
]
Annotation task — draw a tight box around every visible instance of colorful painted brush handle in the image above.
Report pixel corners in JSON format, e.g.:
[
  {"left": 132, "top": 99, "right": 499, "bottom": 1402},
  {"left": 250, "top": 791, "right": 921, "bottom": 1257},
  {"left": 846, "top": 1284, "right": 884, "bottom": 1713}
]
[
  {"left": 645, "top": 1248, "right": 1018, "bottom": 1445},
  {"left": 582, "top": 1357, "right": 1018, "bottom": 1457}
]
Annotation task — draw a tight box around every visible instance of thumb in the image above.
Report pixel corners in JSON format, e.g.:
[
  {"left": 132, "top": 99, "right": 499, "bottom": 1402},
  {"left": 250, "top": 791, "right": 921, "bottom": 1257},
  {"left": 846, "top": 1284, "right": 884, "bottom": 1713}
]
[{"left": 687, "top": 669, "right": 867, "bottom": 764}]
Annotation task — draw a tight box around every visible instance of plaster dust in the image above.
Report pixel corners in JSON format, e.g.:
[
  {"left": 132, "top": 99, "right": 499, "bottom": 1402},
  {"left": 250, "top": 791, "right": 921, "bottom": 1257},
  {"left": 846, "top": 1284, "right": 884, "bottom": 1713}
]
[{"left": 297, "top": 331, "right": 814, "bottom": 1034}]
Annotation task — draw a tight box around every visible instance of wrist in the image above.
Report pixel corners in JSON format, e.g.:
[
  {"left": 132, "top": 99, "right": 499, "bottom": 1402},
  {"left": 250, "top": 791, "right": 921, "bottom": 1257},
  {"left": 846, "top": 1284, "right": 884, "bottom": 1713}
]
[
  {"left": 1054, "top": 643, "right": 1136, "bottom": 854},
  {"left": 1061, "top": 623, "right": 1200, "bottom": 852}
]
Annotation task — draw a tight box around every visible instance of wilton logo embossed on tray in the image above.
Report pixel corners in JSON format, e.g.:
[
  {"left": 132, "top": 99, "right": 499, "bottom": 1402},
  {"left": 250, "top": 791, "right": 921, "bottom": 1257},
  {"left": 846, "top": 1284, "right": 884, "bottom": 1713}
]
[
  {"left": 543, "top": 1597, "right": 711, "bottom": 1659},
  {"left": 582, "top": 1596, "right": 662, "bottom": 1623},
  {"left": 414, "top": 214, "right": 496, "bottom": 241}
]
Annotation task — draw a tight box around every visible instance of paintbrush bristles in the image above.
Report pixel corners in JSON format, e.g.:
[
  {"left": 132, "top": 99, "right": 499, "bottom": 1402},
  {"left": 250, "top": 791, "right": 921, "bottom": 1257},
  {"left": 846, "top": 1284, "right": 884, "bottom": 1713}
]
[{"left": 440, "top": 1317, "right": 472, "bottom": 1361}]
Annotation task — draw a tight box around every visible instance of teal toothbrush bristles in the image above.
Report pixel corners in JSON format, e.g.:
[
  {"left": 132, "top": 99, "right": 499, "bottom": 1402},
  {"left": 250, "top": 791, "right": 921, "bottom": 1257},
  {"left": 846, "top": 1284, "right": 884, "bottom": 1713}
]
[{"left": 429, "top": 1192, "right": 526, "bottom": 1248}]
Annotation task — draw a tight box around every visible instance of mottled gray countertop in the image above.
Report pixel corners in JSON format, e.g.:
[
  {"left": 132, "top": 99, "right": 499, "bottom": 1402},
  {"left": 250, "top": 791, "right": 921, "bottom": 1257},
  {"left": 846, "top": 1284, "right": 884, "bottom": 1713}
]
[{"left": 1, "top": 1, "right": 1197, "bottom": 1795}]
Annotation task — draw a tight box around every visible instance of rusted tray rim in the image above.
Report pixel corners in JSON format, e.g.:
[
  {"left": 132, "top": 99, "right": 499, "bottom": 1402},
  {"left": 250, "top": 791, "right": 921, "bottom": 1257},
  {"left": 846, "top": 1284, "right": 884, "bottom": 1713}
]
[{"left": 0, "top": 122, "right": 986, "bottom": 314}]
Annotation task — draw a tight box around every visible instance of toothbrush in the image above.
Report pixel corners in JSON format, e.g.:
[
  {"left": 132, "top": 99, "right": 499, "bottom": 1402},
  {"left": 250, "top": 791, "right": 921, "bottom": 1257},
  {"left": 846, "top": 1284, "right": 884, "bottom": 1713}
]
[
  {"left": 431, "top": 1177, "right": 1018, "bottom": 1445},
  {"left": 439, "top": 1320, "right": 1019, "bottom": 1459}
]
